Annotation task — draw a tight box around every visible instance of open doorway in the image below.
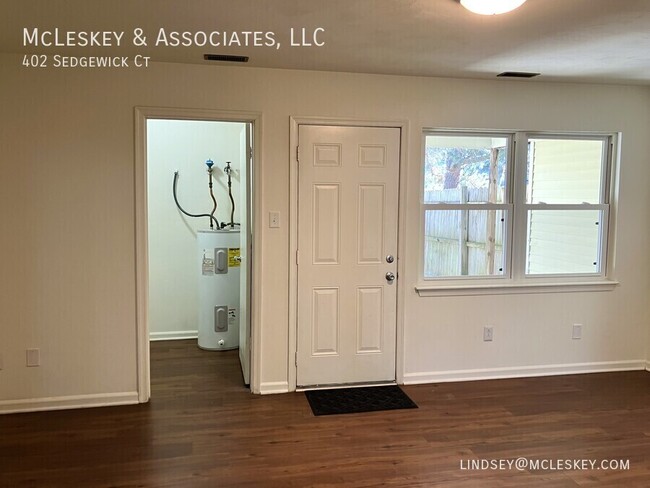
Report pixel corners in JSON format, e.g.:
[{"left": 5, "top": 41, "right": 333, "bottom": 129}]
[{"left": 136, "top": 110, "right": 257, "bottom": 399}]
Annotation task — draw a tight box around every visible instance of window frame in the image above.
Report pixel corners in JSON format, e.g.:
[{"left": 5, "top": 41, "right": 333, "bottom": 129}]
[
  {"left": 418, "top": 129, "right": 618, "bottom": 294},
  {"left": 517, "top": 132, "right": 612, "bottom": 280},
  {"left": 420, "top": 130, "right": 515, "bottom": 283}
]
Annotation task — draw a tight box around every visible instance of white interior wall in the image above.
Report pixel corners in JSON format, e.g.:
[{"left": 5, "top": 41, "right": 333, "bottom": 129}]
[
  {"left": 0, "top": 52, "right": 649, "bottom": 410},
  {"left": 147, "top": 120, "right": 245, "bottom": 339}
]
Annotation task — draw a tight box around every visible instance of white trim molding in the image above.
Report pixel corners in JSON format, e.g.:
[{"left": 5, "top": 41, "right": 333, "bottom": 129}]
[
  {"left": 403, "top": 360, "right": 646, "bottom": 385},
  {"left": 416, "top": 280, "right": 619, "bottom": 297},
  {"left": 149, "top": 330, "right": 198, "bottom": 341},
  {"left": 259, "top": 381, "right": 290, "bottom": 395},
  {"left": 134, "top": 106, "right": 264, "bottom": 400},
  {"left": 0, "top": 392, "right": 139, "bottom": 415}
]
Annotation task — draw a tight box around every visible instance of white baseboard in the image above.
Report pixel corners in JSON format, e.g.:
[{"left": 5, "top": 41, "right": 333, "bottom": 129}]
[
  {"left": 646, "top": 361, "right": 650, "bottom": 372},
  {"left": 0, "top": 391, "right": 140, "bottom": 415},
  {"left": 149, "top": 330, "right": 198, "bottom": 341},
  {"left": 259, "top": 381, "right": 289, "bottom": 395},
  {"left": 403, "top": 360, "right": 647, "bottom": 385}
]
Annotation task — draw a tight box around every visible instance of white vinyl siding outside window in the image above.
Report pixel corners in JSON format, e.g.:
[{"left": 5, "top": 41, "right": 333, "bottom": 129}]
[
  {"left": 524, "top": 136, "right": 610, "bottom": 276},
  {"left": 419, "top": 130, "right": 616, "bottom": 293}
]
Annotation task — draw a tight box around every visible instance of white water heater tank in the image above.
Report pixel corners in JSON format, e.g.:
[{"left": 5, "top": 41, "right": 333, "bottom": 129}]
[{"left": 197, "top": 229, "right": 240, "bottom": 350}]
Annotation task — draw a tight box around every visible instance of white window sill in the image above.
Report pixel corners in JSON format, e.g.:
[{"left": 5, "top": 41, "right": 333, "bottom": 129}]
[{"left": 415, "top": 280, "right": 619, "bottom": 297}]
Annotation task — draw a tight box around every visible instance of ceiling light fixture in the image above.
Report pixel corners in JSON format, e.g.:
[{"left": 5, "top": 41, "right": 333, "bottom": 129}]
[{"left": 460, "top": 0, "right": 527, "bottom": 15}]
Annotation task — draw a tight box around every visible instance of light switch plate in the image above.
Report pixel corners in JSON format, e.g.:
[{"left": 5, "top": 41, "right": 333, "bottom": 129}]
[
  {"left": 572, "top": 324, "right": 582, "bottom": 340},
  {"left": 269, "top": 211, "right": 280, "bottom": 228},
  {"left": 483, "top": 326, "right": 494, "bottom": 342},
  {"left": 26, "top": 348, "right": 40, "bottom": 367}
]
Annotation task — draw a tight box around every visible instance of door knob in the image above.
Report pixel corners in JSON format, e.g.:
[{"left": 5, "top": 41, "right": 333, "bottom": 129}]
[{"left": 385, "top": 272, "right": 396, "bottom": 283}]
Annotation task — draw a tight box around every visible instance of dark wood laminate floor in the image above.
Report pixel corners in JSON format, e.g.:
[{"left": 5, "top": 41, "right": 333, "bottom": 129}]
[{"left": 1, "top": 340, "right": 649, "bottom": 487}]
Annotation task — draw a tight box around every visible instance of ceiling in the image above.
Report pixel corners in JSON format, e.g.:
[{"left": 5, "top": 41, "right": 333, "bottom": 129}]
[{"left": 2, "top": 0, "right": 650, "bottom": 85}]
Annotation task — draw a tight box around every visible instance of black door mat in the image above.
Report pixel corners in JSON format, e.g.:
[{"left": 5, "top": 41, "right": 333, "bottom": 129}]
[{"left": 305, "top": 385, "right": 418, "bottom": 416}]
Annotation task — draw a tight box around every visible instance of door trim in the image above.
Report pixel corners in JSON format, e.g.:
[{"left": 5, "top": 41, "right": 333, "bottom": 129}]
[
  {"left": 288, "top": 116, "right": 410, "bottom": 392},
  {"left": 134, "top": 106, "right": 264, "bottom": 400}
]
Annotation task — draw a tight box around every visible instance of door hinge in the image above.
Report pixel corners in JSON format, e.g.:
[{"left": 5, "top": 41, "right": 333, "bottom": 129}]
[
  {"left": 296, "top": 249, "right": 299, "bottom": 265},
  {"left": 248, "top": 146, "right": 253, "bottom": 161},
  {"left": 295, "top": 351, "right": 298, "bottom": 367},
  {"left": 296, "top": 145, "right": 300, "bottom": 163}
]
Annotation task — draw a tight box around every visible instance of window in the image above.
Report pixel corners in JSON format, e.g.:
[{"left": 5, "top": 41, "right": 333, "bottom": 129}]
[
  {"left": 423, "top": 133, "right": 512, "bottom": 278},
  {"left": 524, "top": 136, "right": 609, "bottom": 276},
  {"left": 421, "top": 131, "right": 614, "bottom": 286}
]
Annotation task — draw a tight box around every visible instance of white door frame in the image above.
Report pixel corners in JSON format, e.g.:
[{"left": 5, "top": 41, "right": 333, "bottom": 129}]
[
  {"left": 288, "top": 116, "right": 410, "bottom": 392},
  {"left": 134, "top": 106, "right": 264, "bottom": 400}
]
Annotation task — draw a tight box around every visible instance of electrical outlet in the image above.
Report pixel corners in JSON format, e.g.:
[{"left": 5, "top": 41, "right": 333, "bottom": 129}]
[
  {"left": 483, "top": 326, "right": 494, "bottom": 342},
  {"left": 26, "top": 348, "right": 40, "bottom": 367},
  {"left": 572, "top": 324, "right": 582, "bottom": 340}
]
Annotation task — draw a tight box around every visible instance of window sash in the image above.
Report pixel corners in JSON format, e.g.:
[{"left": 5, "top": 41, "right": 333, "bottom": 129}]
[
  {"left": 423, "top": 203, "right": 512, "bottom": 211},
  {"left": 421, "top": 207, "right": 512, "bottom": 280},
  {"left": 422, "top": 131, "right": 515, "bottom": 205},
  {"left": 521, "top": 205, "right": 610, "bottom": 278},
  {"left": 421, "top": 131, "right": 515, "bottom": 281},
  {"left": 523, "top": 203, "right": 608, "bottom": 211},
  {"left": 524, "top": 133, "right": 612, "bottom": 205}
]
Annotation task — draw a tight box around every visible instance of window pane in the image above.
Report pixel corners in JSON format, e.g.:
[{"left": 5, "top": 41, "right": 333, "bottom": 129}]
[
  {"left": 526, "top": 210, "right": 602, "bottom": 275},
  {"left": 424, "top": 209, "right": 507, "bottom": 278},
  {"left": 424, "top": 135, "right": 508, "bottom": 203},
  {"left": 527, "top": 138, "right": 604, "bottom": 204}
]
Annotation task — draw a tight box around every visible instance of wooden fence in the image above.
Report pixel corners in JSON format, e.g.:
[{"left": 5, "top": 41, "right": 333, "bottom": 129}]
[{"left": 424, "top": 187, "right": 504, "bottom": 277}]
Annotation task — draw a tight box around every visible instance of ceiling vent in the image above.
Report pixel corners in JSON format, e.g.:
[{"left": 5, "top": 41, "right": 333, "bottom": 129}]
[
  {"left": 497, "top": 71, "right": 540, "bottom": 78},
  {"left": 203, "top": 54, "right": 249, "bottom": 63}
]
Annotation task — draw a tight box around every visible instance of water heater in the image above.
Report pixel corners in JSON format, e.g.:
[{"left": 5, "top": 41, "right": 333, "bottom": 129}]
[{"left": 197, "top": 229, "right": 240, "bottom": 350}]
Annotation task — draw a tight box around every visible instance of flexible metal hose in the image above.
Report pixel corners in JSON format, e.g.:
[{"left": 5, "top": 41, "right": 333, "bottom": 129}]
[
  {"left": 208, "top": 171, "right": 218, "bottom": 229},
  {"left": 227, "top": 175, "right": 235, "bottom": 228},
  {"left": 172, "top": 171, "right": 220, "bottom": 229}
]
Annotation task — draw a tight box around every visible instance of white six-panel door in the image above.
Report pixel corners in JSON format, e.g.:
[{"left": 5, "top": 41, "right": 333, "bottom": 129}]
[{"left": 297, "top": 125, "right": 401, "bottom": 387}]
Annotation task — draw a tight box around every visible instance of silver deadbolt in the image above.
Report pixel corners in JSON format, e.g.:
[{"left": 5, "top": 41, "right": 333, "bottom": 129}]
[
  {"left": 386, "top": 254, "right": 394, "bottom": 264},
  {"left": 385, "top": 272, "right": 396, "bottom": 283}
]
